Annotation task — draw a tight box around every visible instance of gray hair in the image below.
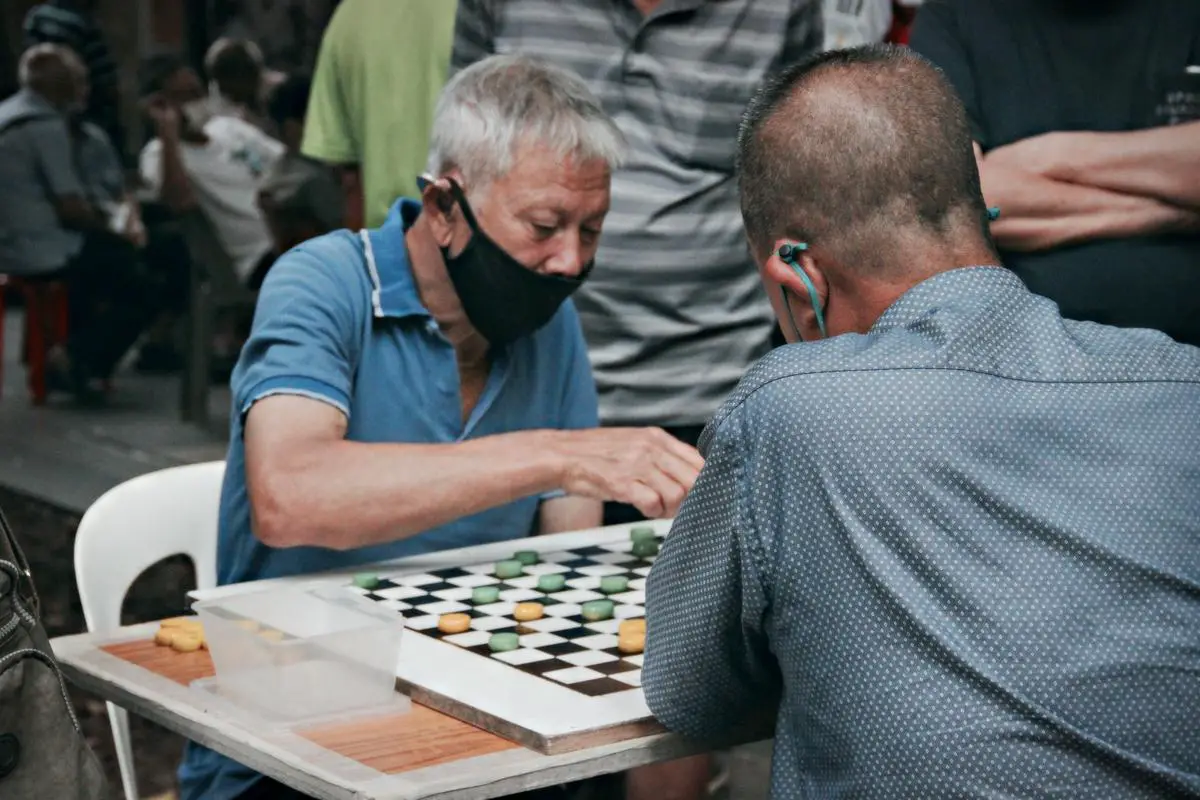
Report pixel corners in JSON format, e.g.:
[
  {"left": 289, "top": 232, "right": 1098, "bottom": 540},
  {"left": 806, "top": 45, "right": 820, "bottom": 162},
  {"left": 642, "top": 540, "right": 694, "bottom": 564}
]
[
  {"left": 18, "top": 43, "right": 83, "bottom": 89},
  {"left": 426, "top": 54, "right": 626, "bottom": 190}
]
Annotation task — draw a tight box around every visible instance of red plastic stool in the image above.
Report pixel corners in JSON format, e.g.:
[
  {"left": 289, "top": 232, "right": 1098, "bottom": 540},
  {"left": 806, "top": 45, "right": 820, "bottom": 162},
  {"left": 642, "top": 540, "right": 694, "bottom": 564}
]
[{"left": 0, "top": 275, "right": 70, "bottom": 405}]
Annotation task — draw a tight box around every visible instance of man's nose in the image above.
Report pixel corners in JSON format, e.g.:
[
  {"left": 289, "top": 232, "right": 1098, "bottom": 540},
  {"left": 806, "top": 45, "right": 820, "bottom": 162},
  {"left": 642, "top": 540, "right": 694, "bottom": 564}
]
[{"left": 542, "top": 232, "right": 588, "bottom": 277}]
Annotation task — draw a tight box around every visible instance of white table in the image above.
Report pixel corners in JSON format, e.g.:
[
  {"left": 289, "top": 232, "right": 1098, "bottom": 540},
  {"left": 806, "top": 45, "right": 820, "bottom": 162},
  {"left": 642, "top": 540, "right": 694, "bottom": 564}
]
[{"left": 52, "top": 523, "right": 708, "bottom": 800}]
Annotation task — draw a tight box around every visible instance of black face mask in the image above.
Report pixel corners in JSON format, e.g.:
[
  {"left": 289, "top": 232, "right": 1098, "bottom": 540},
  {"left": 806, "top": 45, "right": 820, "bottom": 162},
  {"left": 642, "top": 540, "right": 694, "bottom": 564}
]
[{"left": 440, "top": 180, "right": 592, "bottom": 347}]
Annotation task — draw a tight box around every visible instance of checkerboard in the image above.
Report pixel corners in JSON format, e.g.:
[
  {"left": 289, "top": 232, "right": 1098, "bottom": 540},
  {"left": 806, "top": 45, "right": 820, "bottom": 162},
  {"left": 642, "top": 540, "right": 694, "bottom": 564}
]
[{"left": 346, "top": 539, "right": 659, "bottom": 697}]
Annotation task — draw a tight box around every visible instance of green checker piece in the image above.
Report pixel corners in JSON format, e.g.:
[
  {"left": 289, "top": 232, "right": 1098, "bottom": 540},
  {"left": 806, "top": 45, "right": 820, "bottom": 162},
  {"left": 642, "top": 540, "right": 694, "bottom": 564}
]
[
  {"left": 630, "top": 525, "right": 657, "bottom": 543},
  {"left": 472, "top": 585, "right": 501, "bottom": 604},
  {"left": 494, "top": 559, "right": 524, "bottom": 579},
  {"left": 513, "top": 550, "right": 540, "bottom": 566},
  {"left": 537, "top": 573, "right": 566, "bottom": 593},
  {"left": 599, "top": 575, "right": 629, "bottom": 595},
  {"left": 488, "top": 631, "right": 520, "bottom": 652},
  {"left": 631, "top": 538, "right": 659, "bottom": 559},
  {"left": 581, "top": 599, "right": 615, "bottom": 621},
  {"left": 352, "top": 573, "right": 380, "bottom": 590}
]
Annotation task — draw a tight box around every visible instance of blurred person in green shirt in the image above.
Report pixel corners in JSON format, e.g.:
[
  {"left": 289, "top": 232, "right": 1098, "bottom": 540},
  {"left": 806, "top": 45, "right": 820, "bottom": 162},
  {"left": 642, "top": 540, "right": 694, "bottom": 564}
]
[{"left": 301, "top": 0, "right": 458, "bottom": 229}]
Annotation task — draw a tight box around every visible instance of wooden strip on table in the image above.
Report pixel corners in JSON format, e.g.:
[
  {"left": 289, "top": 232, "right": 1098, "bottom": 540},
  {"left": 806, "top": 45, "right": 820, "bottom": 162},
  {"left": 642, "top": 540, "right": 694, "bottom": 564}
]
[
  {"left": 297, "top": 707, "right": 518, "bottom": 773},
  {"left": 102, "top": 639, "right": 215, "bottom": 686},
  {"left": 100, "top": 638, "right": 520, "bottom": 773}
]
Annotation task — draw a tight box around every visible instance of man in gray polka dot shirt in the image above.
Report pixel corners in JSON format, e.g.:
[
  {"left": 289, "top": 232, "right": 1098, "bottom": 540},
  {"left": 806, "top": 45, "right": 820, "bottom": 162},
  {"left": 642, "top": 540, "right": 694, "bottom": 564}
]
[{"left": 643, "top": 44, "right": 1200, "bottom": 799}]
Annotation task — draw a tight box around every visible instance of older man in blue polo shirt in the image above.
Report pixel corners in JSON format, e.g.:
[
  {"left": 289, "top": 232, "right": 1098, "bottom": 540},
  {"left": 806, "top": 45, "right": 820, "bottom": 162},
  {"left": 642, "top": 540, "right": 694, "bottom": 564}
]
[{"left": 181, "top": 53, "right": 706, "bottom": 800}]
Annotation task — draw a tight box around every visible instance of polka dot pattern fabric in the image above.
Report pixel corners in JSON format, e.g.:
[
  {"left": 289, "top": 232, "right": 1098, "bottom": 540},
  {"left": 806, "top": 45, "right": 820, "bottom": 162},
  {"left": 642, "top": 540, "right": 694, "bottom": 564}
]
[{"left": 643, "top": 267, "right": 1200, "bottom": 799}]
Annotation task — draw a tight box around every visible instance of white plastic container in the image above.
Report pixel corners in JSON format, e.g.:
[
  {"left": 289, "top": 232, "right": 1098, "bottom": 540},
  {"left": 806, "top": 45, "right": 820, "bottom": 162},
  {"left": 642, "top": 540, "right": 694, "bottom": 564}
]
[{"left": 192, "top": 583, "right": 409, "bottom": 723}]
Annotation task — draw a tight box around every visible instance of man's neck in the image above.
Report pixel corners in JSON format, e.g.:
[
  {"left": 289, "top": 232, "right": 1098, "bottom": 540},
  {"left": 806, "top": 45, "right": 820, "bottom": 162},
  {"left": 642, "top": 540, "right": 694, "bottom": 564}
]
[
  {"left": 833, "top": 240, "right": 999, "bottom": 335},
  {"left": 404, "top": 217, "right": 490, "bottom": 364}
]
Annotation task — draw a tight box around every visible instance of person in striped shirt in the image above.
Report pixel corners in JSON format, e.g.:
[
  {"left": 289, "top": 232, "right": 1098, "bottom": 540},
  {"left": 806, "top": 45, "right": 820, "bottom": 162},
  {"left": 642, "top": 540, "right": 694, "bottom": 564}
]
[
  {"left": 23, "top": 0, "right": 122, "bottom": 160},
  {"left": 451, "top": 1, "right": 824, "bottom": 538}
]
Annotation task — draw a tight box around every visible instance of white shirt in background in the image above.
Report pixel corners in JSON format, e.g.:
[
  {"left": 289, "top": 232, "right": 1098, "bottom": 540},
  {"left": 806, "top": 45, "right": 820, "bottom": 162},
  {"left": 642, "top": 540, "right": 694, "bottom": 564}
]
[{"left": 139, "top": 115, "right": 284, "bottom": 283}]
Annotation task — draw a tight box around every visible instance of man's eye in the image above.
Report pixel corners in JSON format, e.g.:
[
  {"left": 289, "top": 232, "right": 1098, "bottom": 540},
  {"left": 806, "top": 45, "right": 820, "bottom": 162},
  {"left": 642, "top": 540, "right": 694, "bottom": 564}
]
[
  {"left": 531, "top": 223, "right": 556, "bottom": 238},
  {"left": 581, "top": 228, "right": 601, "bottom": 245}
]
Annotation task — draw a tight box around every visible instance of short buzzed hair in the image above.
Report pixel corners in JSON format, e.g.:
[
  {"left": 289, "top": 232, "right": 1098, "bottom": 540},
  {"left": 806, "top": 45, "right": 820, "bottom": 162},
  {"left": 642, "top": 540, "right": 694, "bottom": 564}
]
[{"left": 736, "top": 44, "right": 992, "bottom": 273}]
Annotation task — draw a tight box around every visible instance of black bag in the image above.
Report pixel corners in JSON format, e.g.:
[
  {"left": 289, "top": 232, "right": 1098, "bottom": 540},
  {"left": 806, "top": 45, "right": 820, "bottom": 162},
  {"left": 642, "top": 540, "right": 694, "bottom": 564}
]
[{"left": 0, "top": 505, "right": 110, "bottom": 799}]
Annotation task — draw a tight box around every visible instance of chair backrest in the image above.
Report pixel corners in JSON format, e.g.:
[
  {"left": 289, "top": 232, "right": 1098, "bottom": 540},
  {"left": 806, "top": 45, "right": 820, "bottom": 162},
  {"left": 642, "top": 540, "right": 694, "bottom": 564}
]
[{"left": 74, "top": 461, "right": 225, "bottom": 633}]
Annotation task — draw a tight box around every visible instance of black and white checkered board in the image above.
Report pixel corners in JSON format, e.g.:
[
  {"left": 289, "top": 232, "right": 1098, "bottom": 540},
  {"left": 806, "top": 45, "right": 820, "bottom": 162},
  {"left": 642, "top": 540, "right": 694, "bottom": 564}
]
[{"left": 345, "top": 539, "right": 660, "bottom": 697}]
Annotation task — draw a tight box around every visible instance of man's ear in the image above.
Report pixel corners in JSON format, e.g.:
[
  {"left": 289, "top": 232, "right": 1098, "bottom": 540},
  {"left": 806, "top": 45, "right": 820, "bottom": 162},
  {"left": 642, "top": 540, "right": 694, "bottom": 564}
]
[
  {"left": 419, "top": 176, "right": 460, "bottom": 248},
  {"left": 765, "top": 240, "right": 828, "bottom": 309}
]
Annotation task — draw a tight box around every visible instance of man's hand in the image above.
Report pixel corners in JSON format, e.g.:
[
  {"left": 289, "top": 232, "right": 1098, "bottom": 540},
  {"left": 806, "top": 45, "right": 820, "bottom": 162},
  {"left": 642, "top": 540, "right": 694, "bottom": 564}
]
[{"left": 554, "top": 428, "right": 705, "bottom": 519}]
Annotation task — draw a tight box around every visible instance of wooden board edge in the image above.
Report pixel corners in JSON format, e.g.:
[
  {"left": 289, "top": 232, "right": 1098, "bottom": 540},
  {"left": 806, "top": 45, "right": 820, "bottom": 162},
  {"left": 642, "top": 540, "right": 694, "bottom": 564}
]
[{"left": 395, "top": 677, "right": 666, "bottom": 756}]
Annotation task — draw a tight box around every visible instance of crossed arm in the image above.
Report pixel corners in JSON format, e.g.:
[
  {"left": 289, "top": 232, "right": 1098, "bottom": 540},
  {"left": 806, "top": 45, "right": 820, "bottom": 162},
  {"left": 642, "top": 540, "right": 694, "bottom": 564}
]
[{"left": 977, "top": 121, "right": 1200, "bottom": 252}]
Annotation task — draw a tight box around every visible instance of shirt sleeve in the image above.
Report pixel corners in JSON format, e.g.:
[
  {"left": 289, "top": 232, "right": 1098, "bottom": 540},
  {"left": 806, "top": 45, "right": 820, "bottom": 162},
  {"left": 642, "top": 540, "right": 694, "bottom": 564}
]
[
  {"left": 556, "top": 303, "right": 599, "bottom": 433},
  {"left": 538, "top": 302, "right": 598, "bottom": 502},
  {"left": 300, "top": 4, "right": 358, "bottom": 164},
  {"left": 31, "top": 119, "right": 84, "bottom": 198},
  {"left": 642, "top": 408, "right": 782, "bottom": 742},
  {"left": 232, "top": 237, "right": 366, "bottom": 421},
  {"left": 907, "top": 0, "right": 987, "bottom": 145},
  {"left": 781, "top": 0, "right": 825, "bottom": 67},
  {"left": 450, "top": 0, "right": 498, "bottom": 75}
]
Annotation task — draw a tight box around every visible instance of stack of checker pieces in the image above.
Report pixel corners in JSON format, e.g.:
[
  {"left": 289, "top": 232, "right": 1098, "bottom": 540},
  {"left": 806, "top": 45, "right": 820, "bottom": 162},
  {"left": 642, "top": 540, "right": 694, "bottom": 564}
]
[{"left": 348, "top": 527, "right": 661, "bottom": 697}]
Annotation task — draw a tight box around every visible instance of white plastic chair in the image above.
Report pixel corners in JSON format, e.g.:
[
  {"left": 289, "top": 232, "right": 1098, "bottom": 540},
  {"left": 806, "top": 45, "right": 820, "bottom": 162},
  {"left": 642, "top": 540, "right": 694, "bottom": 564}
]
[{"left": 73, "top": 461, "right": 225, "bottom": 800}]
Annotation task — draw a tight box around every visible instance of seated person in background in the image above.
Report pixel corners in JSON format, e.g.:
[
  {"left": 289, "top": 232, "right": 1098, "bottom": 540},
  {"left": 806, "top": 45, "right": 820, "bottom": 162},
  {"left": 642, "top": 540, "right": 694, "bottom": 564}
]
[
  {"left": 72, "top": 110, "right": 186, "bottom": 374},
  {"left": 71, "top": 112, "right": 146, "bottom": 247},
  {"left": 180, "top": 53, "right": 705, "bottom": 800},
  {"left": 909, "top": 0, "right": 1200, "bottom": 347},
  {"left": 139, "top": 56, "right": 284, "bottom": 373},
  {"left": 643, "top": 44, "right": 1200, "bottom": 799},
  {"left": 138, "top": 55, "right": 283, "bottom": 287},
  {"left": 202, "top": 36, "right": 271, "bottom": 132},
  {"left": 0, "top": 44, "right": 154, "bottom": 401},
  {"left": 254, "top": 73, "right": 344, "bottom": 288}
]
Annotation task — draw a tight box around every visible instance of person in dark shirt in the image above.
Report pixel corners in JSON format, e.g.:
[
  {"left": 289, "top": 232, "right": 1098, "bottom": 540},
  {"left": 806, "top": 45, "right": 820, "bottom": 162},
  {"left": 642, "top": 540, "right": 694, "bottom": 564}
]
[{"left": 909, "top": 0, "right": 1200, "bottom": 346}]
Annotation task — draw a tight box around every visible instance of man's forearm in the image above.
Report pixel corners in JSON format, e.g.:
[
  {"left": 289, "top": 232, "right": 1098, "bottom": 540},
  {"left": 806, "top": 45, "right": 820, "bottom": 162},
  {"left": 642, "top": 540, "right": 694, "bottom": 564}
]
[
  {"left": 250, "top": 430, "right": 567, "bottom": 550},
  {"left": 157, "top": 134, "right": 196, "bottom": 213},
  {"left": 980, "top": 160, "right": 1200, "bottom": 252},
  {"left": 1051, "top": 122, "right": 1200, "bottom": 211}
]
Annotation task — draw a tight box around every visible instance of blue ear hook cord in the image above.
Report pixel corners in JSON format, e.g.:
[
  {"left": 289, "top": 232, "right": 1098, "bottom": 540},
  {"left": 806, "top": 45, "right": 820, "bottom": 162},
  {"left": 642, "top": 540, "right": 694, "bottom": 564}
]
[
  {"left": 776, "top": 208, "right": 999, "bottom": 341},
  {"left": 777, "top": 241, "right": 827, "bottom": 339}
]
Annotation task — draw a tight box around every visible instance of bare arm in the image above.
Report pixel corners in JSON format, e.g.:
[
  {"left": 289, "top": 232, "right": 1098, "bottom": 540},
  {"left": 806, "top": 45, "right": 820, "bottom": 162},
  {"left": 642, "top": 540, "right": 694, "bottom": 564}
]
[
  {"left": 154, "top": 128, "right": 197, "bottom": 214},
  {"left": 985, "top": 123, "right": 1200, "bottom": 212},
  {"left": 1056, "top": 123, "right": 1200, "bottom": 211},
  {"left": 978, "top": 143, "right": 1200, "bottom": 252},
  {"left": 52, "top": 195, "right": 106, "bottom": 232},
  {"left": 538, "top": 496, "right": 604, "bottom": 535},
  {"left": 245, "top": 396, "right": 701, "bottom": 551}
]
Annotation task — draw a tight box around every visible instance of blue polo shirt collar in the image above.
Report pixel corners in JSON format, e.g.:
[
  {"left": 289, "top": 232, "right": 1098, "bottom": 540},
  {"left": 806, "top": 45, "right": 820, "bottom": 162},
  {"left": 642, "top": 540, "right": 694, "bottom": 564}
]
[{"left": 363, "top": 198, "right": 431, "bottom": 320}]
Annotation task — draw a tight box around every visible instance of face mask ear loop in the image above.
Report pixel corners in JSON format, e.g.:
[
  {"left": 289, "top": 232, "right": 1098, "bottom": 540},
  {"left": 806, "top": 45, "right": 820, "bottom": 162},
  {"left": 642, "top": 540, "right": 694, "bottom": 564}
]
[
  {"left": 444, "top": 177, "right": 482, "bottom": 231},
  {"left": 778, "top": 242, "right": 827, "bottom": 339}
]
